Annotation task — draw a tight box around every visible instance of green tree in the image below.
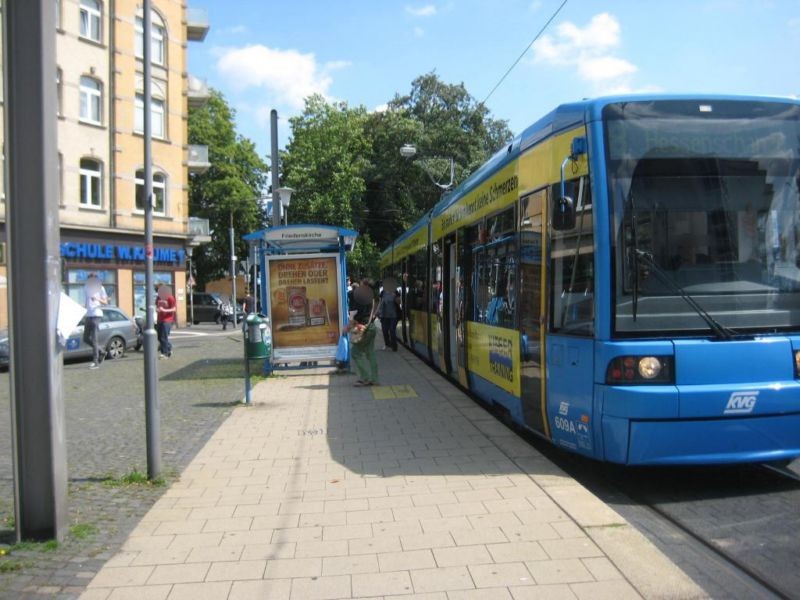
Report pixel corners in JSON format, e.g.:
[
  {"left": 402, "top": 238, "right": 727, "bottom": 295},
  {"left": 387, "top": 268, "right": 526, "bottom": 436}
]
[
  {"left": 280, "top": 75, "right": 513, "bottom": 279},
  {"left": 281, "top": 95, "right": 371, "bottom": 229},
  {"left": 188, "top": 90, "right": 268, "bottom": 287},
  {"left": 364, "top": 73, "right": 513, "bottom": 250}
]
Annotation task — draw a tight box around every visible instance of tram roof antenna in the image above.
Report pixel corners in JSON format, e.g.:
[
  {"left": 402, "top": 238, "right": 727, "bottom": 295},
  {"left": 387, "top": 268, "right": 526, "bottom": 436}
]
[{"left": 479, "top": 0, "right": 568, "bottom": 108}]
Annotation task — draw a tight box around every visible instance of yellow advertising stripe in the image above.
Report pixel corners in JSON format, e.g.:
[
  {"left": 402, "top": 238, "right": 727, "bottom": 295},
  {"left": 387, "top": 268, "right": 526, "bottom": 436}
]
[
  {"left": 518, "top": 126, "right": 588, "bottom": 195},
  {"left": 393, "top": 227, "right": 428, "bottom": 261},
  {"left": 433, "top": 161, "right": 519, "bottom": 239},
  {"left": 379, "top": 249, "right": 393, "bottom": 270},
  {"left": 430, "top": 126, "right": 588, "bottom": 240}
]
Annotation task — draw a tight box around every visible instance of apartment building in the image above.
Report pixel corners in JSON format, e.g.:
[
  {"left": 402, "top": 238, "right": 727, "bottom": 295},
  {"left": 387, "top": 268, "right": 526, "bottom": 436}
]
[{"left": 0, "top": 0, "right": 210, "bottom": 327}]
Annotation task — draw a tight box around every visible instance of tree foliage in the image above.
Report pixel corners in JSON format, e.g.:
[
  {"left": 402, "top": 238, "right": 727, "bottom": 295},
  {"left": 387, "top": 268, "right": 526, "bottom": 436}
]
[
  {"left": 281, "top": 73, "right": 513, "bottom": 276},
  {"left": 281, "top": 95, "right": 371, "bottom": 229},
  {"left": 188, "top": 90, "right": 268, "bottom": 287}
]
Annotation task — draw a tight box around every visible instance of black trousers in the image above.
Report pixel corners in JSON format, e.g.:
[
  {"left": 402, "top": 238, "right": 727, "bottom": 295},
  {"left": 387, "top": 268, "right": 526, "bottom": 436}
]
[
  {"left": 381, "top": 317, "right": 399, "bottom": 351},
  {"left": 83, "top": 316, "right": 102, "bottom": 363}
]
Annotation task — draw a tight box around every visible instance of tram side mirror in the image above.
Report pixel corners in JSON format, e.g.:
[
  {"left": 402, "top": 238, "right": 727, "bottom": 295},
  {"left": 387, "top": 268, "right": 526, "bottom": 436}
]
[
  {"left": 554, "top": 136, "right": 586, "bottom": 231},
  {"left": 553, "top": 195, "right": 576, "bottom": 230}
]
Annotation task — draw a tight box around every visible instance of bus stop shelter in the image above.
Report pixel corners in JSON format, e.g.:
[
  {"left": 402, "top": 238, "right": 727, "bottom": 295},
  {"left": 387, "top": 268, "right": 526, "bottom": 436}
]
[{"left": 243, "top": 224, "right": 357, "bottom": 368}]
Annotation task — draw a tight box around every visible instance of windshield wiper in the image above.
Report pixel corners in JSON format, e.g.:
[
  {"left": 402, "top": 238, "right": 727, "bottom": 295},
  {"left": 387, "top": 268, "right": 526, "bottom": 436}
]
[{"left": 633, "top": 249, "right": 737, "bottom": 340}]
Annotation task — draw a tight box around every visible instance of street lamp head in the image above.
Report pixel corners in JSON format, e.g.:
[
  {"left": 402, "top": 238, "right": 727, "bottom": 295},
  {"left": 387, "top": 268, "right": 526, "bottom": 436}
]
[
  {"left": 275, "top": 186, "right": 295, "bottom": 207},
  {"left": 399, "top": 144, "right": 417, "bottom": 159}
]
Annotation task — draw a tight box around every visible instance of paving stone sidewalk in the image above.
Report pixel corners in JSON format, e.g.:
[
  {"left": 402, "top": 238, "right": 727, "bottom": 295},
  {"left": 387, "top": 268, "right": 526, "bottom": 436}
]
[
  {"left": 79, "top": 347, "right": 707, "bottom": 599},
  {"left": 0, "top": 328, "right": 248, "bottom": 599}
]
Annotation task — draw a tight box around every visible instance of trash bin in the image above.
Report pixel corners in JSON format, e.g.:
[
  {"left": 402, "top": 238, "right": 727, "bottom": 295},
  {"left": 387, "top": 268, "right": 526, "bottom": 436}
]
[{"left": 244, "top": 314, "right": 271, "bottom": 360}]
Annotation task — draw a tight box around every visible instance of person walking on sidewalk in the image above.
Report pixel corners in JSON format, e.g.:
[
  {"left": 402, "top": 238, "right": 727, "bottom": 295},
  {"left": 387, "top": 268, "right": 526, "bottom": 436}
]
[
  {"left": 83, "top": 273, "right": 108, "bottom": 369},
  {"left": 378, "top": 276, "right": 400, "bottom": 351},
  {"left": 156, "top": 284, "right": 176, "bottom": 358},
  {"left": 346, "top": 279, "right": 379, "bottom": 386}
]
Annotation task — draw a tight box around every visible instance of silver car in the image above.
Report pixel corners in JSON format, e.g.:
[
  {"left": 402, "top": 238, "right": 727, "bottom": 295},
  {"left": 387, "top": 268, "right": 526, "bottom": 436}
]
[{"left": 0, "top": 306, "right": 138, "bottom": 368}]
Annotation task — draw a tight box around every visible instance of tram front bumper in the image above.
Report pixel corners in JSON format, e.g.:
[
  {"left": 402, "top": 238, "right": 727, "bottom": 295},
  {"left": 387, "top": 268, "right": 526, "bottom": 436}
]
[{"left": 601, "top": 381, "right": 800, "bottom": 465}]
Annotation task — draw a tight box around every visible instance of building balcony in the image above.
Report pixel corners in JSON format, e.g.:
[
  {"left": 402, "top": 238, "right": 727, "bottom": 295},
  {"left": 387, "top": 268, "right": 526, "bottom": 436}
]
[
  {"left": 187, "top": 144, "right": 210, "bottom": 174},
  {"left": 187, "top": 75, "right": 210, "bottom": 109},
  {"left": 186, "top": 7, "right": 209, "bottom": 42}
]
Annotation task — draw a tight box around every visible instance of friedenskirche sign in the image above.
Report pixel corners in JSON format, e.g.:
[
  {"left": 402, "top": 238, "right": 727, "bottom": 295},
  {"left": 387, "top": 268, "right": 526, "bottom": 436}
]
[{"left": 60, "top": 242, "right": 185, "bottom": 264}]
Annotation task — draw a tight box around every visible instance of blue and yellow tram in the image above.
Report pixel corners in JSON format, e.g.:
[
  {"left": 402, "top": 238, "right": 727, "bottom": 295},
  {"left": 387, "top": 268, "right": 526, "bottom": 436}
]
[{"left": 382, "top": 95, "right": 800, "bottom": 465}]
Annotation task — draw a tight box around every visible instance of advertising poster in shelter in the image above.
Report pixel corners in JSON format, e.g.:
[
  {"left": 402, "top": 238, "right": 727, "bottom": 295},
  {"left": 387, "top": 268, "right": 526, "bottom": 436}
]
[{"left": 267, "top": 253, "right": 342, "bottom": 361}]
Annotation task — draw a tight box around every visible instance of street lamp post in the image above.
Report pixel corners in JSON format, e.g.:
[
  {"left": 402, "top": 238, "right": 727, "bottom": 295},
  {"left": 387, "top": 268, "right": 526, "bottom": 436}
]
[
  {"left": 229, "top": 211, "right": 237, "bottom": 325},
  {"left": 186, "top": 242, "right": 199, "bottom": 325},
  {"left": 275, "top": 187, "right": 295, "bottom": 226},
  {"left": 400, "top": 144, "right": 454, "bottom": 192}
]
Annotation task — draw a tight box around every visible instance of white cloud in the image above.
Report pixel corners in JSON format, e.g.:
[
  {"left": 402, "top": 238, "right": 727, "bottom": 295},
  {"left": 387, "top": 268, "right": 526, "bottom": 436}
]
[
  {"left": 406, "top": 4, "right": 437, "bottom": 17},
  {"left": 413, "top": 26, "right": 425, "bottom": 37},
  {"left": 215, "top": 44, "right": 348, "bottom": 111},
  {"left": 372, "top": 103, "right": 389, "bottom": 114},
  {"left": 578, "top": 56, "right": 637, "bottom": 83},
  {"left": 221, "top": 25, "right": 248, "bottom": 35},
  {"left": 531, "top": 13, "right": 650, "bottom": 94}
]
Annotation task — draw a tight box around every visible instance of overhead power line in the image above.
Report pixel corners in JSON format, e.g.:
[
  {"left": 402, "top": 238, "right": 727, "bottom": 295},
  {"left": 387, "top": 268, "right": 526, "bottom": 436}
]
[{"left": 480, "top": 0, "right": 569, "bottom": 107}]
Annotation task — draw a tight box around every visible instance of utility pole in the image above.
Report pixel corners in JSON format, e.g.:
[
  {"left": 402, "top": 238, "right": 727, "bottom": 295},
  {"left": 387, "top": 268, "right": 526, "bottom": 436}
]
[
  {"left": 270, "top": 109, "right": 281, "bottom": 227},
  {"left": 230, "top": 211, "right": 238, "bottom": 322},
  {"left": 5, "top": 0, "right": 68, "bottom": 542},
  {"left": 143, "top": 0, "right": 161, "bottom": 480}
]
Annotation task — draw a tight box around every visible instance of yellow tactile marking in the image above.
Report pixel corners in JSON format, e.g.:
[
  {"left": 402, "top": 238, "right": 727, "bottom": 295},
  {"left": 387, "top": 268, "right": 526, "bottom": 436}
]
[{"left": 371, "top": 384, "right": 418, "bottom": 400}]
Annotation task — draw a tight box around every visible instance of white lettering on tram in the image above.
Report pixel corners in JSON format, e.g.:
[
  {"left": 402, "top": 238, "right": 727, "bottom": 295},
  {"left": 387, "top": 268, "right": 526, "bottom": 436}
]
[{"left": 724, "top": 391, "right": 759, "bottom": 415}]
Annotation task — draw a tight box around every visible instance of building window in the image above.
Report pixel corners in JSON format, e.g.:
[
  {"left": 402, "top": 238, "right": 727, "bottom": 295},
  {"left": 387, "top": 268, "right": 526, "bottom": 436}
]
[
  {"left": 135, "top": 170, "right": 166, "bottom": 215},
  {"left": 79, "top": 0, "right": 102, "bottom": 43},
  {"left": 66, "top": 269, "right": 117, "bottom": 307},
  {"left": 135, "top": 13, "right": 166, "bottom": 66},
  {"left": 56, "top": 68, "right": 63, "bottom": 116},
  {"left": 79, "top": 158, "right": 102, "bottom": 207},
  {"left": 79, "top": 76, "right": 102, "bottom": 125},
  {"left": 134, "top": 94, "right": 165, "bottom": 139}
]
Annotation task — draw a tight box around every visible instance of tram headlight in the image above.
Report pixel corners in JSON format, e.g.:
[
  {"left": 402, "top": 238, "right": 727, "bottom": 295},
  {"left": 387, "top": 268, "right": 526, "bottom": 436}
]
[
  {"left": 606, "top": 355, "right": 673, "bottom": 385},
  {"left": 638, "top": 356, "right": 662, "bottom": 379},
  {"left": 794, "top": 350, "right": 800, "bottom": 379}
]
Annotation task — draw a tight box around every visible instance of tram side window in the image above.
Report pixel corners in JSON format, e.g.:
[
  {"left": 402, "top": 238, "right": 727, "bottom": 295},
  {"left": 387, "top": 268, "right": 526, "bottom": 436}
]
[
  {"left": 431, "top": 242, "right": 443, "bottom": 314},
  {"left": 550, "top": 177, "right": 595, "bottom": 335},
  {"left": 409, "top": 248, "right": 428, "bottom": 311},
  {"left": 473, "top": 243, "right": 517, "bottom": 328}
]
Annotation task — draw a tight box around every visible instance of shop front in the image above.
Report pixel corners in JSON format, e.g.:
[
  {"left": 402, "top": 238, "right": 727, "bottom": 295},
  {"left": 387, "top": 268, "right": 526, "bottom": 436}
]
[{"left": 60, "top": 229, "right": 187, "bottom": 326}]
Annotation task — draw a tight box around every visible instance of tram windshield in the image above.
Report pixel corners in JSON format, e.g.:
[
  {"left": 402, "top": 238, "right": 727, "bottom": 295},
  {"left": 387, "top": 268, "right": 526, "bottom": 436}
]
[{"left": 605, "top": 100, "right": 800, "bottom": 336}]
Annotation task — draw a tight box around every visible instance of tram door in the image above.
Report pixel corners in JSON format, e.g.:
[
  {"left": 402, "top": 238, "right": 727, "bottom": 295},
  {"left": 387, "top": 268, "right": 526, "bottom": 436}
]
[
  {"left": 445, "top": 236, "right": 458, "bottom": 377},
  {"left": 519, "top": 190, "right": 548, "bottom": 435}
]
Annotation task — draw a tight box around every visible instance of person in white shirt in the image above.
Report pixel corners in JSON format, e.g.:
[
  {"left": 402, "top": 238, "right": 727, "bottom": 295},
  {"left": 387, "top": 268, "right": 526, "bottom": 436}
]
[{"left": 83, "top": 273, "right": 108, "bottom": 369}]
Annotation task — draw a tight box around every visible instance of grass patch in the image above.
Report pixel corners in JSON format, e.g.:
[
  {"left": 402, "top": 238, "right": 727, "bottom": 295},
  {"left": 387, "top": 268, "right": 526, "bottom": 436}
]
[
  {"left": 69, "top": 523, "right": 97, "bottom": 540},
  {"left": 1, "top": 515, "right": 14, "bottom": 529},
  {"left": 102, "top": 469, "right": 166, "bottom": 488},
  {"left": 0, "top": 559, "right": 23, "bottom": 572},
  {"left": 11, "top": 539, "right": 58, "bottom": 552}
]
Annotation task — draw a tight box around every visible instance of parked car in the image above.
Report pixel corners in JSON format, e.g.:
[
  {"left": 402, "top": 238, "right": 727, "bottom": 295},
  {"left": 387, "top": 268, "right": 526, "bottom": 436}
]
[
  {"left": 0, "top": 306, "right": 138, "bottom": 368},
  {"left": 191, "top": 292, "right": 223, "bottom": 324},
  {"left": 191, "top": 292, "right": 244, "bottom": 324}
]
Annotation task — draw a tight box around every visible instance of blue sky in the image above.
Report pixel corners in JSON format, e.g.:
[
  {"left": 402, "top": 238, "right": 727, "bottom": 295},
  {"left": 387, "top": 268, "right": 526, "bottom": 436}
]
[{"left": 188, "top": 0, "right": 800, "bottom": 158}]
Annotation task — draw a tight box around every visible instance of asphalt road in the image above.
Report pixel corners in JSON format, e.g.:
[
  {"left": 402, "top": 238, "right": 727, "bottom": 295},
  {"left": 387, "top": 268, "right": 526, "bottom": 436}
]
[{"left": 0, "top": 323, "right": 255, "bottom": 599}]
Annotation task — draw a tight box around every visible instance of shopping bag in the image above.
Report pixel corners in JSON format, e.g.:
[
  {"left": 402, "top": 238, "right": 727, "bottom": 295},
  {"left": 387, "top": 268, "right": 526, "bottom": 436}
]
[
  {"left": 335, "top": 334, "right": 349, "bottom": 364},
  {"left": 352, "top": 321, "right": 377, "bottom": 348}
]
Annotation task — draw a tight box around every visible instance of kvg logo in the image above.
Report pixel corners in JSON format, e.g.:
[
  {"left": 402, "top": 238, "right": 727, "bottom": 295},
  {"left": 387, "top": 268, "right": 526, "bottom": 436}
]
[{"left": 723, "top": 391, "right": 759, "bottom": 415}]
